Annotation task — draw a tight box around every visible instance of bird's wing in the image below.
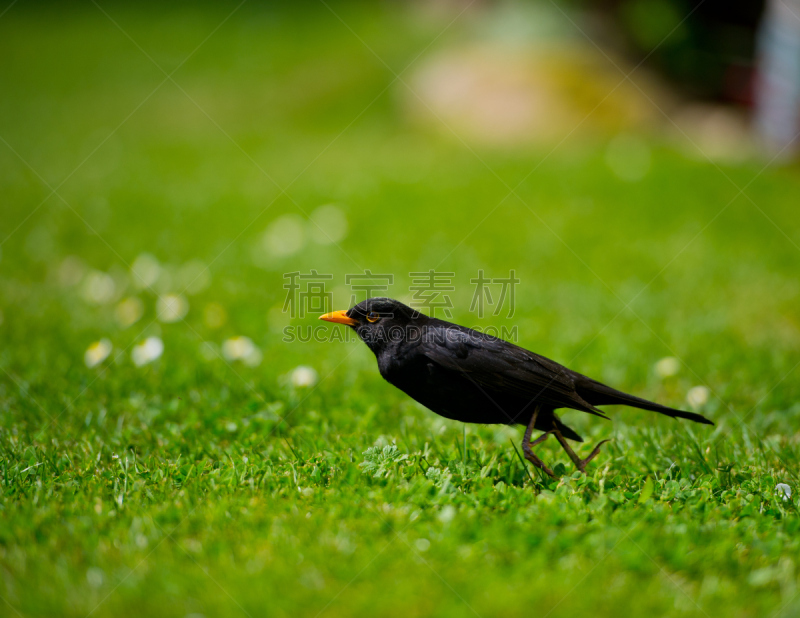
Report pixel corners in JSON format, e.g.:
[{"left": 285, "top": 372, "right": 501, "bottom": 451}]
[{"left": 420, "top": 324, "right": 608, "bottom": 418}]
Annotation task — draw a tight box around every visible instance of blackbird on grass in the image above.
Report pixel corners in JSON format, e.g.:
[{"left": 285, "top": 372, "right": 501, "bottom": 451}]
[{"left": 321, "top": 298, "right": 713, "bottom": 478}]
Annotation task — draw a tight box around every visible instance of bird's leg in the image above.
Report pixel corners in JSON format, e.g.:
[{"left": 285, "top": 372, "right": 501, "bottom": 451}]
[
  {"left": 551, "top": 426, "right": 584, "bottom": 470},
  {"left": 522, "top": 406, "right": 557, "bottom": 480},
  {"left": 551, "top": 422, "right": 610, "bottom": 474}
]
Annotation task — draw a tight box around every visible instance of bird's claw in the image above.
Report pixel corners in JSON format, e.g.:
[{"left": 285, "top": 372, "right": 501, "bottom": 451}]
[
  {"left": 574, "top": 439, "right": 611, "bottom": 473},
  {"left": 552, "top": 427, "right": 611, "bottom": 475}
]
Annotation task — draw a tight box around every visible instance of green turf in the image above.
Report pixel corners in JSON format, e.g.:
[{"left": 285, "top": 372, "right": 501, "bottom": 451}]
[{"left": 2, "top": 3, "right": 800, "bottom": 617}]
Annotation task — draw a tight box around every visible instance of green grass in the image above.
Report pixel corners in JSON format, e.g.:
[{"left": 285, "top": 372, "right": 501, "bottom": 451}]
[{"left": 2, "top": 2, "right": 800, "bottom": 617}]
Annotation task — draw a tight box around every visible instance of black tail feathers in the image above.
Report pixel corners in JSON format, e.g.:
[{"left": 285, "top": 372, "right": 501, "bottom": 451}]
[{"left": 577, "top": 379, "right": 714, "bottom": 426}]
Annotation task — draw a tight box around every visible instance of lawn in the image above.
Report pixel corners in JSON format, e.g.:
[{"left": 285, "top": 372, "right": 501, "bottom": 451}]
[{"left": 1, "top": 2, "right": 800, "bottom": 617}]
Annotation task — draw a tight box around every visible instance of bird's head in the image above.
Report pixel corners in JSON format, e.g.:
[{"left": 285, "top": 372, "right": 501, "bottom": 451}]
[{"left": 319, "top": 297, "right": 426, "bottom": 353}]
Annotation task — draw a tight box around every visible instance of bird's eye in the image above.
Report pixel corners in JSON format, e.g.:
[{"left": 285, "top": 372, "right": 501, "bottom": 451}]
[{"left": 366, "top": 312, "right": 380, "bottom": 323}]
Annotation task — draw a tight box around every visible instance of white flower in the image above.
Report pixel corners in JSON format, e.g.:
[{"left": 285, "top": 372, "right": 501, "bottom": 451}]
[
  {"left": 261, "top": 214, "right": 306, "bottom": 257},
  {"left": 58, "top": 256, "right": 86, "bottom": 287},
  {"left": 132, "top": 337, "right": 163, "bottom": 366},
  {"left": 86, "top": 567, "right": 104, "bottom": 589},
  {"left": 157, "top": 294, "right": 188, "bottom": 323},
  {"left": 438, "top": 505, "right": 457, "bottom": 524},
  {"left": 291, "top": 366, "right": 318, "bottom": 388},
  {"left": 222, "top": 336, "right": 262, "bottom": 367},
  {"left": 776, "top": 483, "right": 792, "bottom": 502},
  {"left": 309, "top": 204, "right": 348, "bottom": 244},
  {"left": 686, "top": 386, "right": 710, "bottom": 408},
  {"left": 115, "top": 297, "right": 144, "bottom": 328},
  {"left": 84, "top": 339, "right": 112, "bottom": 368},
  {"left": 655, "top": 356, "right": 680, "bottom": 378},
  {"left": 131, "top": 253, "right": 161, "bottom": 289},
  {"left": 82, "top": 271, "right": 116, "bottom": 305}
]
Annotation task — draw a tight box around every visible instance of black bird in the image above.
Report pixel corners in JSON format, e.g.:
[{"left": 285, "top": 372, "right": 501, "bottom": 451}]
[{"left": 321, "top": 298, "right": 713, "bottom": 478}]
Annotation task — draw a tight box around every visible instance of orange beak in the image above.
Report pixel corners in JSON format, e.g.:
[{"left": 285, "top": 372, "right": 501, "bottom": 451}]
[{"left": 319, "top": 309, "right": 358, "bottom": 327}]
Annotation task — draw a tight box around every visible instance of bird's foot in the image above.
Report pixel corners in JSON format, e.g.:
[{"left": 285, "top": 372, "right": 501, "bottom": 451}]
[
  {"left": 553, "top": 430, "right": 610, "bottom": 474},
  {"left": 526, "top": 454, "right": 557, "bottom": 480},
  {"left": 522, "top": 430, "right": 557, "bottom": 480},
  {"left": 574, "top": 439, "right": 611, "bottom": 474}
]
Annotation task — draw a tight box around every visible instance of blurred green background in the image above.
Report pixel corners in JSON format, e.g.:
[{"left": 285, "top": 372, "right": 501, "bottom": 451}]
[{"left": 1, "top": 1, "right": 799, "bottom": 617}]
